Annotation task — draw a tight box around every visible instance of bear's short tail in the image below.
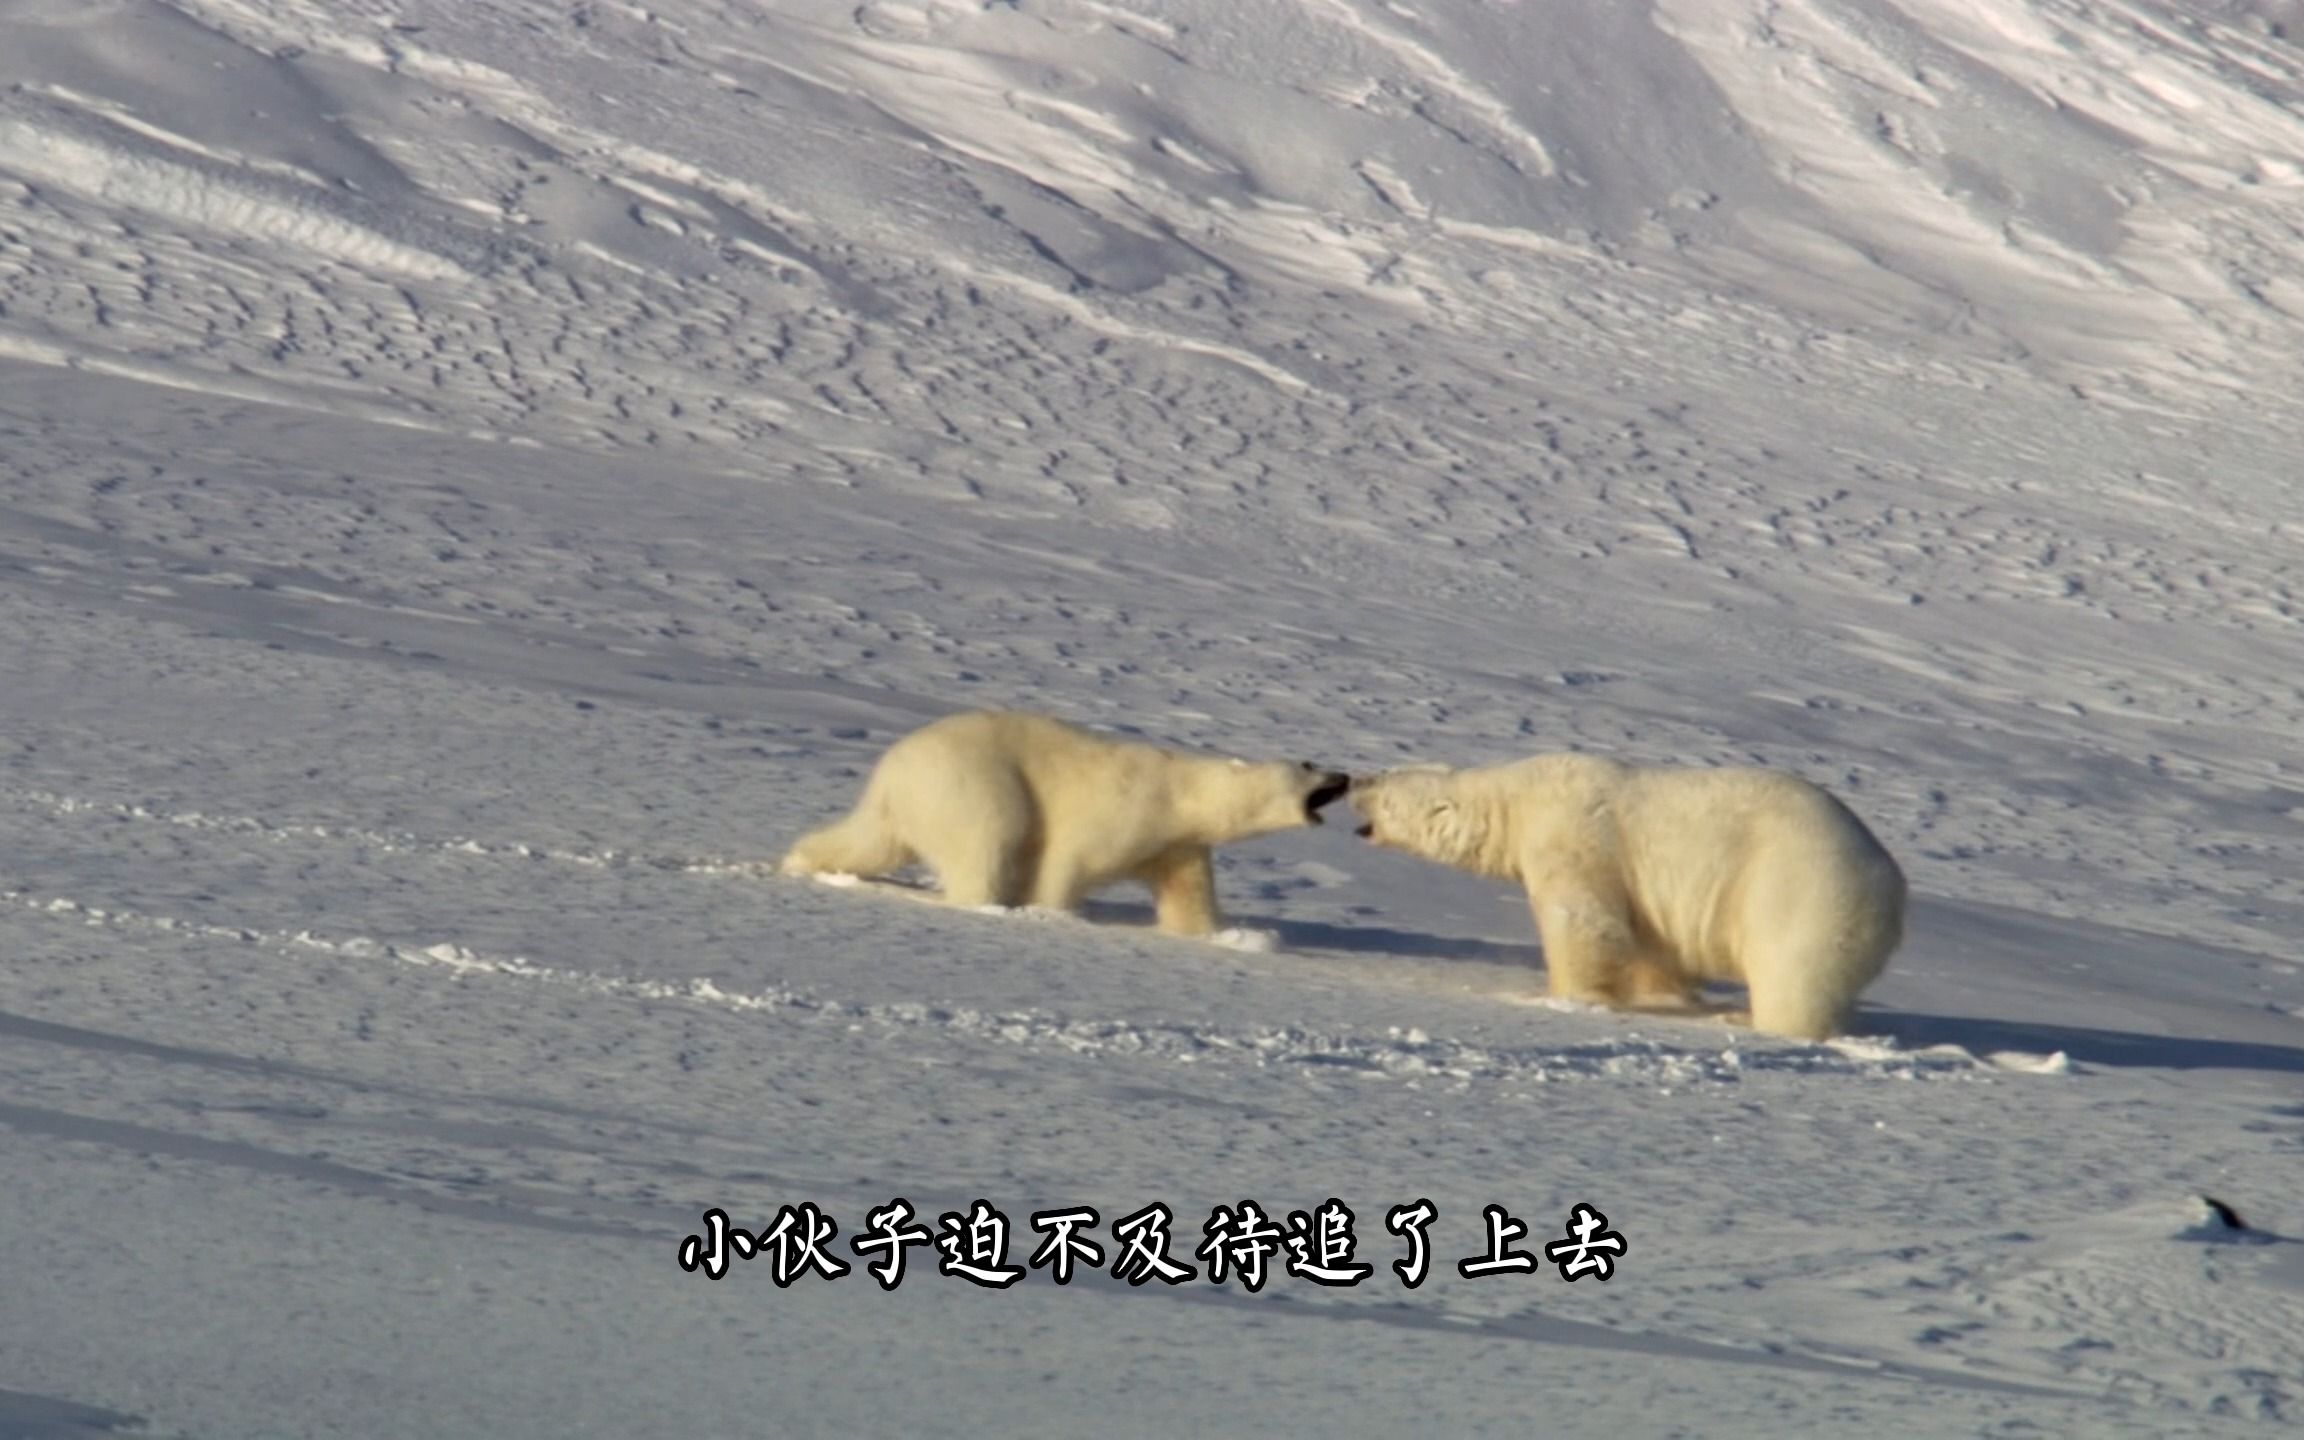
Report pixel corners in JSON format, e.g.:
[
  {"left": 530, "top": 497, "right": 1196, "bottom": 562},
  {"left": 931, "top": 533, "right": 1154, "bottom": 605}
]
[{"left": 780, "top": 784, "right": 912, "bottom": 879}]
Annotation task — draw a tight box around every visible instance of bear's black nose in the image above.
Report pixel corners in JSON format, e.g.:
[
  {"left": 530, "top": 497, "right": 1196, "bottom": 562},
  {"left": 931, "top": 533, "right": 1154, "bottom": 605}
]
[
  {"left": 1305, "top": 771, "right": 1351, "bottom": 814},
  {"left": 1355, "top": 822, "right": 1375, "bottom": 840}
]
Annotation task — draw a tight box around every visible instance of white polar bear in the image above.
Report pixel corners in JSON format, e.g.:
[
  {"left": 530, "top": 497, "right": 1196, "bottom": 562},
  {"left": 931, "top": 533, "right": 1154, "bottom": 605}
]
[
  {"left": 1349, "top": 754, "right": 1906, "bottom": 1040},
  {"left": 781, "top": 710, "right": 1351, "bottom": 937}
]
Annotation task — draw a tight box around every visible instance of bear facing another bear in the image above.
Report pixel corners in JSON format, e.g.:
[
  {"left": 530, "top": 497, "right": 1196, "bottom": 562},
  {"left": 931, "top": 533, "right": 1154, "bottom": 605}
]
[
  {"left": 1349, "top": 755, "right": 1906, "bottom": 1042},
  {"left": 780, "top": 710, "right": 1349, "bottom": 939},
  {"left": 783, "top": 710, "right": 1906, "bottom": 1042}
]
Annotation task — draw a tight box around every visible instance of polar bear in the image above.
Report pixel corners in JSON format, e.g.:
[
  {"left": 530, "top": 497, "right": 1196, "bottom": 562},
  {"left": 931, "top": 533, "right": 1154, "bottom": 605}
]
[
  {"left": 1349, "top": 754, "right": 1906, "bottom": 1040},
  {"left": 781, "top": 711, "right": 1352, "bottom": 937}
]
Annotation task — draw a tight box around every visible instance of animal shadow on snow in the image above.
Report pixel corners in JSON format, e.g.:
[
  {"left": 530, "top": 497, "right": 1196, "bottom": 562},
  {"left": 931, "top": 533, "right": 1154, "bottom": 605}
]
[
  {"left": 1855, "top": 897, "right": 2304, "bottom": 1076},
  {"left": 853, "top": 875, "right": 1516, "bottom": 963},
  {"left": 1079, "top": 893, "right": 1725, "bottom": 1002},
  {"left": 0, "top": 1385, "right": 146, "bottom": 1440},
  {"left": 1857, "top": 1007, "right": 2304, "bottom": 1077},
  {"left": 1275, "top": 907, "right": 2304, "bottom": 1071},
  {"left": 1252, "top": 913, "right": 1542, "bottom": 966},
  {"left": 1193, "top": 902, "right": 2304, "bottom": 1075},
  {"left": 1250, "top": 913, "right": 2304, "bottom": 1071},
  {"left": 1062, "top": 894, "right": 1538, "bottom": 965},
  {"left": 925, "top": 888, "right": 2304, "bottom": 1073}
]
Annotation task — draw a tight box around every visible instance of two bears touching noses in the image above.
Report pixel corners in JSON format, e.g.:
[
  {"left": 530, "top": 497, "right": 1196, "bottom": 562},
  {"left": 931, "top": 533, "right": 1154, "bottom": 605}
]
[{"left": 781, "top": 709, "right": 1907, "bottom": 1043}]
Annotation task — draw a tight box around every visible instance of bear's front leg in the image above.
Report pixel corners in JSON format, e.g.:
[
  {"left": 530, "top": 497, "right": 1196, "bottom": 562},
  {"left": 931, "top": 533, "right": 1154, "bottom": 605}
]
[
  {"left": 1528, "top": 891, "right": 1638, "bottom": 1006},
  {"left": 1138, "top": 846, "right": 1220, "bottom": 936}
]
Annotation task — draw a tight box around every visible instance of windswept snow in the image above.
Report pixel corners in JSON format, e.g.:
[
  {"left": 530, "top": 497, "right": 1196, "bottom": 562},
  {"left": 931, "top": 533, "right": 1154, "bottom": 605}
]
[{"left": 3, "top": 1, "right": 2303, "bottom": 1436}]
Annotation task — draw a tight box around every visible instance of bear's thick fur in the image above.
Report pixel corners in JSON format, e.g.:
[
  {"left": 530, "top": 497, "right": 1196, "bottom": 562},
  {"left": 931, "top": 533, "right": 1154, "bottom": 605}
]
[
  {"left": 783, "top": 711, "right": 1350, "bottom": 936},
  {"left": 1351, "top": 754, "right": 1905, "bottom": 1039}
]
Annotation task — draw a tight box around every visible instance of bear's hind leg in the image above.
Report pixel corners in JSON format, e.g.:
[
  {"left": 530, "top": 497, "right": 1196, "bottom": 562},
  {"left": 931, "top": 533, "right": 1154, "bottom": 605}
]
[
  {"left": 1619, "top": 947, "right": 1701, "bottom": 1011},
  {"left": 923, "top": 830, "right": 1029, "bottom": 910},
  {"left": 1740, "top": 919, "right": 1896, "bottom": 1040},
  {"left": 1745, "top": 962, "right": 1864, "bottom": 1042},
  {"left": 902, "top": 764, "right": 1034, "bottom": 910},
  {"left": 781, "top": 808, "right": 914, "bottom": 879},
  {"left": 1136, "top": 846, "right": 1220, "bottom": 936},
  {"left": 1736, "top": 866, "right": 1902, "bottom": 1040},
  {"left": 1026, "top": 851, "right": 1092, "bottom": 916}
]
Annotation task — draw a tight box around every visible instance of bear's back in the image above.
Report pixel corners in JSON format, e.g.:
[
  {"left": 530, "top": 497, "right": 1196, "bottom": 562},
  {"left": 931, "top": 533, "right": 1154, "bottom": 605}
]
[{"left": 1618, "top": 763, "right": 1897, "bottom": 874}]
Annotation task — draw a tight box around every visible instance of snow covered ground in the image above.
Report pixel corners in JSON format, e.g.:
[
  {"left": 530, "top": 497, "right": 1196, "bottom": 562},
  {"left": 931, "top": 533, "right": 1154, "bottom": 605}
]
[{"left": 4, "top": 0, "right": 2303, "bottom": 1434}]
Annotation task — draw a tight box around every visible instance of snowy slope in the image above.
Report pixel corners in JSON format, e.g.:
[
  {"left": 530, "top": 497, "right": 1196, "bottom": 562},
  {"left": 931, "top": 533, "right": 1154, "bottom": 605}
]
[{"left": 3, "top": 1, "right": 2303, "bottom": 1436}]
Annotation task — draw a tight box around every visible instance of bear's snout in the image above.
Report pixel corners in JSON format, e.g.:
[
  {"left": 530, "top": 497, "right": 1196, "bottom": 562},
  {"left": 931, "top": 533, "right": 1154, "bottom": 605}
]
[{"left": 1304, "top": 770, "right": 1352, "bottom": 823}]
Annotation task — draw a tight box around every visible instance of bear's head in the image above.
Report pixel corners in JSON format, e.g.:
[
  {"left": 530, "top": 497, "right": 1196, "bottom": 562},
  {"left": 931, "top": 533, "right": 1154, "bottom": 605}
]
[
  {"left": 1347, "top": 766, "right": 1485, "bottom": 866},
  {"left": 1212, "top": 757, "right": 1353, "bottom": 838}
]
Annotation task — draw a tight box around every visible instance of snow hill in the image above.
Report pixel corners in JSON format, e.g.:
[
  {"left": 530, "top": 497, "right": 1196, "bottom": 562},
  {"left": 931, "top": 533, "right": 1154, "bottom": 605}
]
[{"left": 2, "top": 1, "right": 2302, "bottom": 1435}]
